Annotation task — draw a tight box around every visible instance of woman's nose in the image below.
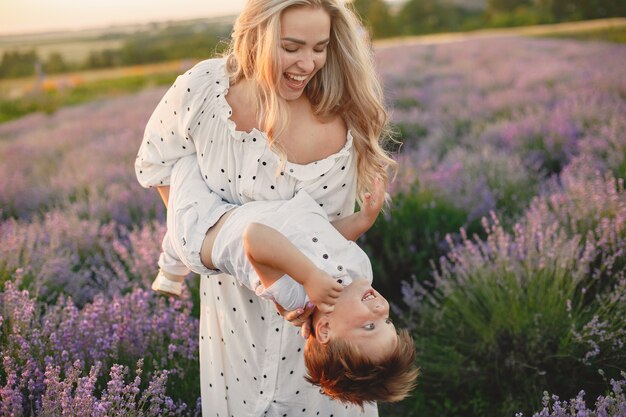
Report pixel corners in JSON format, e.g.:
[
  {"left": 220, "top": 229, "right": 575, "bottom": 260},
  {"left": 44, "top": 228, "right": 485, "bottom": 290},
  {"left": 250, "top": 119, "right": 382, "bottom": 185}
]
[{"left": 297, "top": 53, "right": 315, "bottom": 72}]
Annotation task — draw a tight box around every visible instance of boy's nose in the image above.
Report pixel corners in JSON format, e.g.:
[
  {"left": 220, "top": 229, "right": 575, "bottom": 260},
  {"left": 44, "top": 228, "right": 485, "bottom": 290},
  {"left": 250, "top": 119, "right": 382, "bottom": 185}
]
[{"left": 373, "top": 303, "right": 386, "bottom": 315}]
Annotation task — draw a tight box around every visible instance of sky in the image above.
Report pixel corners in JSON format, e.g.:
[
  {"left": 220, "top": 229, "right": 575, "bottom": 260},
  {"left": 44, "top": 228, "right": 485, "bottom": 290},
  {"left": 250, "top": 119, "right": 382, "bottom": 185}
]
[{"left": 0, "top": 0, "right": 248, "bottom": 36}]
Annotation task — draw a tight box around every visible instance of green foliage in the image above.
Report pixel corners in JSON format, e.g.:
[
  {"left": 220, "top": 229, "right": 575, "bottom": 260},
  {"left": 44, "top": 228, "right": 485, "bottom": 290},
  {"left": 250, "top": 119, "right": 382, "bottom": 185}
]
[
  {"left": 535, "top": 0, "right": 626, "bottom": 21},
  {"left": 42, "top": 52, "right": 69, "bottom": 74},
  {"left": 403, "top": 244, "right": 620, "bottom": 415},
  {"left": 0, "top": 72, "right": 177, "bottom": 123},
  {"left": 487, "top": 6, "right": 546, "bottom": 28},
  {"left": 0, "top": 22, "right": 230, "bottom": 79},
  {"left": 397, "top": 0, "right": 469, "bottom": 35},
  {"left": 488, "top": 0, "right": 533, "bottom": 13},
  {"left": 83, "top": 25, "right": 229, "bottom": 69},
  {"left": 0, "top": 50, "right": 38, "bottom": 78},
  {"left": 538, "top": 25, "right": 626, "bottom": 44},
  {"left": 398, "top": 170, "right": 626, "bottom": 416},
  {"left": 360, "top": 183, "right": 482, "bottom": 306},
  {"left": 352, "top": 0, "right": 398, "bottom": 38}
]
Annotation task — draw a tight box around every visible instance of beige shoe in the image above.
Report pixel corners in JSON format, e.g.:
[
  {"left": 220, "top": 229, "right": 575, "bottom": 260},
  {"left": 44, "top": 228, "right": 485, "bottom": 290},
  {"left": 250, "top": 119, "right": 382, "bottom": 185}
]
[{"left": 151, "top": 270, "right": 183, "bottom": 297}]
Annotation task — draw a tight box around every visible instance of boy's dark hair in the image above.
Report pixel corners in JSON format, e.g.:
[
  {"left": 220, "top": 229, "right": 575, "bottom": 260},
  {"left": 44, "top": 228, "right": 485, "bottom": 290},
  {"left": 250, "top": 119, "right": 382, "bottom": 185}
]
[{"left": 303, "top": 328, "right": 419, "bottom": 407}]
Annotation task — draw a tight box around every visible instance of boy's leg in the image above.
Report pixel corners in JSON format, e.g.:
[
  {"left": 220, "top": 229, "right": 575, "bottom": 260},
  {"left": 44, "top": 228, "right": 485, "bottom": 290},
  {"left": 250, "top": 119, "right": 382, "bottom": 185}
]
[
  {"left": 161, "top": 155, "right": 237, "bottom": 274},
  {"left": 152, "top": 229, "right": 191, "bottom": 296}
]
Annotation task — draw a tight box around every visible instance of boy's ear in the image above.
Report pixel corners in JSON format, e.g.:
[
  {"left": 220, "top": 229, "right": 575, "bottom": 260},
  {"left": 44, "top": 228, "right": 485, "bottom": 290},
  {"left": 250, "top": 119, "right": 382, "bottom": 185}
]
[{"left": 315, "top": 317, "right": 331, "bottom": 344}]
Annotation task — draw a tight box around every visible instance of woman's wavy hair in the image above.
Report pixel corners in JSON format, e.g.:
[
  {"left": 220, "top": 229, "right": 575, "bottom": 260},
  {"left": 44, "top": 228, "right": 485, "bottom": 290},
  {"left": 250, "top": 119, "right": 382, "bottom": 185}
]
[{"left": 225, "top": 0, "right": 397, "bottom": 202}]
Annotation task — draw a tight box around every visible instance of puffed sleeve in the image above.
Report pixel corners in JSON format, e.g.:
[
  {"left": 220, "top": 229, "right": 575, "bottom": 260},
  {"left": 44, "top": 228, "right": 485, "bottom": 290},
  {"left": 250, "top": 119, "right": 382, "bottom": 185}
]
[
  {"left": 295, "top": 132, "right": 358, "bottom": 219},
  {"left": 135, "top": 59, "right": 218, "bottom": 188}
]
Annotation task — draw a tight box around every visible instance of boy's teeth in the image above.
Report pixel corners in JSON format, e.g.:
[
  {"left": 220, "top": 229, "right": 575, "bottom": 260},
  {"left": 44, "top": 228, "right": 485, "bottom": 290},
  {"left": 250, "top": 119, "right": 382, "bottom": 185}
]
[{"left": 363, "top": 293, "right": 376, "bottom": 301}]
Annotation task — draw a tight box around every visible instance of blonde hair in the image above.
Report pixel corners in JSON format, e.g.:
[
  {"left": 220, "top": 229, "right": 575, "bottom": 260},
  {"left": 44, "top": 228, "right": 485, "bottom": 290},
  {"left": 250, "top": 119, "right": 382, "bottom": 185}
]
[
  {"left": 225, "top": 0, "right": 397, "bottom": 202},
  {"left": 304, "top": 328, "right": 419, "bottom": 407}
]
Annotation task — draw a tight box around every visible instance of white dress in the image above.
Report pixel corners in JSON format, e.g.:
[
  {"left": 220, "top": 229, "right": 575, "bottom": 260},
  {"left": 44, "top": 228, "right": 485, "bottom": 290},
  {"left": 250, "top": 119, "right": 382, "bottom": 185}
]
[{"left": 136, "top": 58, "right": 378, "bottom": 416}]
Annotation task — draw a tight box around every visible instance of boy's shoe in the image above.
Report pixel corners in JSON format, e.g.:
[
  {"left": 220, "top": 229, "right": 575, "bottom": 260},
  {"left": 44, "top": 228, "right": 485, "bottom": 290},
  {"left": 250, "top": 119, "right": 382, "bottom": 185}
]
[{"left": 151, "top": 270, "right": 183, "bottom": 297}]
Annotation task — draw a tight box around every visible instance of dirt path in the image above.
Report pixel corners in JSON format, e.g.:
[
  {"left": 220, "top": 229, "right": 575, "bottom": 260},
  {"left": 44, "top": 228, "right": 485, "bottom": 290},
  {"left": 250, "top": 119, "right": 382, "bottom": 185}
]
[{"left": 374, "top": 17, "right": 626, "bottom": 49}]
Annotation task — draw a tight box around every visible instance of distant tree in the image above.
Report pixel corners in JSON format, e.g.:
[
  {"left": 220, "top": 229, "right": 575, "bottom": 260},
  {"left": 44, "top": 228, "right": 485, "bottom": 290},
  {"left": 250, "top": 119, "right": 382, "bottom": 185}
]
[
  {"left": 0, "top": 50, "right": 39, "bottom": 78},
  {"left": 536, "top": 0, "right": 626, "bottom": 21},
  {"left": 43, "top": 52, "right": 68, "bottom": 74},
  {"left": 487, "top": 0, "right": 532, "bottom": 14},
  {"left": 85, "top": 49, "right": 121, "bottom": 69},
  {"left": 398, "top": 0, "right": 464, "bottom": 34},
  {"left": 352, "top": 0, "right": 398, "bottom": 38}
]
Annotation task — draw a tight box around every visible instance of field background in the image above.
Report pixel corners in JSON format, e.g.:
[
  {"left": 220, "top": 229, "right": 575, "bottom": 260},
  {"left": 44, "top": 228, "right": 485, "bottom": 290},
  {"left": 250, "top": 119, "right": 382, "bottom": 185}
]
[{"left": 1, "top": 10, "right": 625, "bottom": 417}]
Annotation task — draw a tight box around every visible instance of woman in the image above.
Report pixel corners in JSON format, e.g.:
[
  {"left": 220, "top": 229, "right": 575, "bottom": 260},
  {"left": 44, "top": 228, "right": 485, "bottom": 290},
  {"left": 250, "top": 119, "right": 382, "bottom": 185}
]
[{"left": 135, "top": 0, "right": 396, "bottom": 415}]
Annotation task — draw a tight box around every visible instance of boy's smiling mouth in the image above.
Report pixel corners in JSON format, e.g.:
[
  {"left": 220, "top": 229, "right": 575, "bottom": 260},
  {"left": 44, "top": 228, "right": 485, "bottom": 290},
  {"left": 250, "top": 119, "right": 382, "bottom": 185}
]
[{"left": 362, "top": 289, "right": 376, "bottom": 302}]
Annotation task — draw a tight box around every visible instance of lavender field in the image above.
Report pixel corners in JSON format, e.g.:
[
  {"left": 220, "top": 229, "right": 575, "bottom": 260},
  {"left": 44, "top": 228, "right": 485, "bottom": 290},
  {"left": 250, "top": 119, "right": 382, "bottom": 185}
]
[{"left": 1, "top": 35, "right": 625, "bottom": 416}]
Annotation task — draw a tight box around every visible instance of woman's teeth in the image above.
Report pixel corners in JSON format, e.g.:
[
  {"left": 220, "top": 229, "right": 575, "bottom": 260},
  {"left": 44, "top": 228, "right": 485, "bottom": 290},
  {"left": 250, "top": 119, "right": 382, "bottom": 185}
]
[{"left": 285, "top": 73, "right": 307, "bottom": 82}]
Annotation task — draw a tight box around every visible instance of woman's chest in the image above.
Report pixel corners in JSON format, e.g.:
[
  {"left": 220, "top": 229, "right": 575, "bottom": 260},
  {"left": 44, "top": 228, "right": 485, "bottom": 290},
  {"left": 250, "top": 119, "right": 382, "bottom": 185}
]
[
  {"left": 278, "top": 116, "right": 347, "bottom": 165},
  {"left": 196, "top": 133, "right": 297, "bottom": 205}
]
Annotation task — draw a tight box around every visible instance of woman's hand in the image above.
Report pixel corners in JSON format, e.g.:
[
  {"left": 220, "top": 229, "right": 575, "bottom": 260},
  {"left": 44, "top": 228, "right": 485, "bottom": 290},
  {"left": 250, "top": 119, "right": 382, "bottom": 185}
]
[{"left": 274, "top": 301, "right": 316, "bottom": 339}]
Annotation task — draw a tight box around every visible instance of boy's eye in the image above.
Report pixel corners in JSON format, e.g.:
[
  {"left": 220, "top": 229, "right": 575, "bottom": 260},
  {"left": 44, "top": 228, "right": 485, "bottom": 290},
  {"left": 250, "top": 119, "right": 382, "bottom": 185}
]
[
  {"left": 386, "top": 318, "right": 393, "bottom": 324},
  {"left": 314, "top": 47, "right": 326, "bottom": 53},
  {"left": 364, "top": 323, "right": 375, "bottom": 330},
  {"left": 283, "top": 47, "right": 297, "bottom": 53}
]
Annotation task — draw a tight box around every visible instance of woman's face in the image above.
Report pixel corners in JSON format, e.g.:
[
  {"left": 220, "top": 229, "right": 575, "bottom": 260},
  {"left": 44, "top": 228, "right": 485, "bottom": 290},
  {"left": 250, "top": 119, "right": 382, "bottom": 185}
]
[{"left": 278, "top": 6, "right": 331, "bottom": 101}]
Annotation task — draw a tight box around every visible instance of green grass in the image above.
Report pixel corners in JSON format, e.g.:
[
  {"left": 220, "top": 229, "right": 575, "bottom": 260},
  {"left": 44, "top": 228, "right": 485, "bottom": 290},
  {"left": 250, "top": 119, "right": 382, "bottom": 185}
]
[
  {"left": 537, "top": 25, "right": 626, "bottom": 43},
  {"left": 0, "top": 72, "right": 177, "bottom": 123}
]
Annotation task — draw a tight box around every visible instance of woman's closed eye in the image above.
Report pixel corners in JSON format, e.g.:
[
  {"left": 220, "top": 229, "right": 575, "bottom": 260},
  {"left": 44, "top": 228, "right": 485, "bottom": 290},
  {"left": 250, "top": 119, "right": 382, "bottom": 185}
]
[{"left": 282, "top": 46, "right": 327, "bottom": 54}]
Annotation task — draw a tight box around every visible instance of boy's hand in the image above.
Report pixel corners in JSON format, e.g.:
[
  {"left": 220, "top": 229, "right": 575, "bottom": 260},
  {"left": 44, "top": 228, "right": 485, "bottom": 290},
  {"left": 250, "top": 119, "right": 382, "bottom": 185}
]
[
  {"left": 303, "top": 270, "right": 343, "bottom": 314},
  {"left": 360, "top": 176, "right": 385, "bottom": 227}
]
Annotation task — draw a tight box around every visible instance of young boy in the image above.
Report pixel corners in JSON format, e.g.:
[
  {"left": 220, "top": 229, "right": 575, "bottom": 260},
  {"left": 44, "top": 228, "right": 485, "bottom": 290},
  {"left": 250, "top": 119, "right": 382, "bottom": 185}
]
[{"left": 153, "top": 155, "right": 418, "bottom": 406}]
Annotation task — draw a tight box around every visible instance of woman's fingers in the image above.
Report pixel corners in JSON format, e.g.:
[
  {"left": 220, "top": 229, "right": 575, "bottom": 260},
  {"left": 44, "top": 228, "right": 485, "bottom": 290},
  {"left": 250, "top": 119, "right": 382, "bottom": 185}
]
[
  {"left": 301, "top": 320, "right": 311, "bottom": 339},
  {"left": 300, "top": 302, "right": 316, "bottom": 319}
]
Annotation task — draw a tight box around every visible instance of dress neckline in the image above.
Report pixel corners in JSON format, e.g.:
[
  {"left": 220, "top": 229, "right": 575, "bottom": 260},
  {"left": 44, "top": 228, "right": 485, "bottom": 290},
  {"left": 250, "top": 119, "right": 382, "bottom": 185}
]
[{"left": 213, "top": 58, "right": 354, "bottom": 169}]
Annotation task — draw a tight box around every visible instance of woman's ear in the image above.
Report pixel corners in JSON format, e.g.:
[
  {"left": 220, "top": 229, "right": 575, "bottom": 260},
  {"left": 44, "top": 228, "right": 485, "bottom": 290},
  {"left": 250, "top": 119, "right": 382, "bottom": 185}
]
[{"left": 315, "top": 316, "right": 331, "bottom": 344}]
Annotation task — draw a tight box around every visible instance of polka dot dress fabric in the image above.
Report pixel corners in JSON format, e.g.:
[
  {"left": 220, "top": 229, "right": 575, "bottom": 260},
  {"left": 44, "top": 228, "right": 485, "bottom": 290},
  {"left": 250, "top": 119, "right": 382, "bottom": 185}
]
[{"left": 136, "top": 58, "right": 377, "bottom": 416}]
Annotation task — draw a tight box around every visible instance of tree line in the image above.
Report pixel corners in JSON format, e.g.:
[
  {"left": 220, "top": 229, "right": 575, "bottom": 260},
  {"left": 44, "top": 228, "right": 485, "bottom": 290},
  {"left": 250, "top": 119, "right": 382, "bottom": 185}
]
[
  {"left": 353, "top": 0, "right": 625, "bottom": 38},
  {"left": 1, "top": 0, "right": 624, "bottom": 79},
  {"left": 0, "top": 23, "right": 230, "bottom": 79}
]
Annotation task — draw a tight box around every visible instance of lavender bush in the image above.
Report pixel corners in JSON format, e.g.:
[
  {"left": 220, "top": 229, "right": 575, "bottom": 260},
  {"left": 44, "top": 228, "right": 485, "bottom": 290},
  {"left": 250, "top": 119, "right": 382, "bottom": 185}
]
[
  {"left": 516, "top": 372, "right": 626, "bottom": 417},
  {"left": 379, "top": 37, "right": 626, "bottom": 221},
  {"left": 0, "top": 281, "right": 200, "bottom": 415},
  {"left": 0, "top": 91, "right": 165, "bottom": 224},
  {"left": 398, "top": 163, "right": 625, "bottom": 416},
  {"left": 0, "top": 89, "right": 201, "bottom": 415}
]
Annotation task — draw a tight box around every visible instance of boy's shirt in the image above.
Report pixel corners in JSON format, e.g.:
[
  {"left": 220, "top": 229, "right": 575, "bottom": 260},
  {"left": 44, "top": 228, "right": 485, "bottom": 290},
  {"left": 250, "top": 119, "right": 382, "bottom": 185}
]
[{"left": 211, "top": 191, "right": 373, "bottom": 310}]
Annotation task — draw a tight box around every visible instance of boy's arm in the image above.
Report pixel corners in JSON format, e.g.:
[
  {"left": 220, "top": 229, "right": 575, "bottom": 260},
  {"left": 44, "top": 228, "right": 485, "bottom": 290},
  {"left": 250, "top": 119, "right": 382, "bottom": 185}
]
[
  {"left": 331, "top": 178, "right": 386, "bottom": 241},
  {"left": 243, "top": 222, "right": 343, "bottom": 313}
]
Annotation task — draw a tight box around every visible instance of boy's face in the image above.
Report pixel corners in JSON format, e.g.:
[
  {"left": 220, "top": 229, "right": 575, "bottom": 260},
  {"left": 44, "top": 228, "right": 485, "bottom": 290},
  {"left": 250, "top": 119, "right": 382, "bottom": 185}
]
[{"left": 314, "top": 280, "right": 397, "bottom": 361}]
